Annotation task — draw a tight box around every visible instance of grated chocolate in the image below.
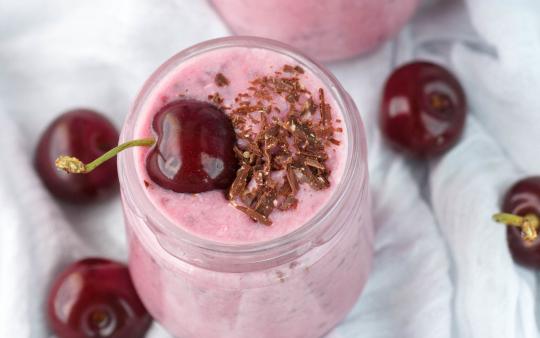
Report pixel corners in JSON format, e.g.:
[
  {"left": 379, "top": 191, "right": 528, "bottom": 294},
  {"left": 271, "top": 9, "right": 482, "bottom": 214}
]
[{"left": 213, "top": 65, "right": 341, "bottom": 225}]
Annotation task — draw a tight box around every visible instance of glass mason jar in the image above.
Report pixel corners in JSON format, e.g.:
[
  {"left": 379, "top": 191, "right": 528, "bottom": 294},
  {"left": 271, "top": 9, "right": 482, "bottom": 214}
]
[
  {"left": 210, "top": 0, "right": 420, "bottom": 62},
  {"left": 119, "top": 37, "right": 373, "bottom": 338}
]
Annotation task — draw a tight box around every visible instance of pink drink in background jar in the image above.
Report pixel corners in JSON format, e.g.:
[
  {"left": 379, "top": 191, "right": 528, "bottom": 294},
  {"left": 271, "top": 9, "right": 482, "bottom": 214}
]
[
  {"left": 119, "top": 37, "right": 373, "bottom": 338},
  {"left": 211, "top": 0, "right": 420, "bottom": 61}
]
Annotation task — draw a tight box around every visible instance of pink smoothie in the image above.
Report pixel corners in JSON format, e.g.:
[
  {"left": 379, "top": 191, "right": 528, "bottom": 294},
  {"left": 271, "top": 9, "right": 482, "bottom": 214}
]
[
  {"left": 133, "top": 47, "right": 347, "bottom": 244},
  {"left": 211, "top": 0, "right": 420, "bottom": 61},
  {"left": 120, "top": 39, "right": 373, "bottom": 338}
]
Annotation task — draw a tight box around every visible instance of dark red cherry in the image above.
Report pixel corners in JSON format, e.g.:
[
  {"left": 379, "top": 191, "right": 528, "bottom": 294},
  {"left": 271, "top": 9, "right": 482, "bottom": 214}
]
[
  {"left": 47, "top": 258, "right": 151, "bottom": 338},
  {"left": 146, "top": 100, "right": 238, "bottom": 193},
  {"left": 380, "top": 61, "right": 466, "bottom": 156},
  {"left": 502, "top": 176, "right": 540, "bottom": 268},
  {"left": 35, "top": 109, "right": 119, "bottom": 202}
]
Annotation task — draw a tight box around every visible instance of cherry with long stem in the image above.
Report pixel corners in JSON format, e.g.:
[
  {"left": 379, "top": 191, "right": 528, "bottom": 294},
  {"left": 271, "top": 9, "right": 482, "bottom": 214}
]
[{"left": 55, "top": 99, "right": 239, "bottom": 194}]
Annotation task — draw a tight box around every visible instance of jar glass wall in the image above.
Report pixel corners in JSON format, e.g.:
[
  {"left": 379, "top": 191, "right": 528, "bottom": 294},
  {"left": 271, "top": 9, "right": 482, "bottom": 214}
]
[{"left": 119, "top": 37, "right": 374, "bottom": 338}]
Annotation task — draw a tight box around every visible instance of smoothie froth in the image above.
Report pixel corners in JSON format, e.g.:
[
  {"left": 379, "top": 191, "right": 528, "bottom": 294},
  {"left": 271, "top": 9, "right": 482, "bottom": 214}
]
[{"left": 133, "top": 47, "right": 347, "bottom": 244}]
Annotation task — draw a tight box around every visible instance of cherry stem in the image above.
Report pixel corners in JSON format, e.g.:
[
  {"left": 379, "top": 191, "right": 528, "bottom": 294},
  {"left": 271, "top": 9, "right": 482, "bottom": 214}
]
[
  {"left": 55, "top": 138, "right": 155, "bottom": 174},
  {"left": 492, "top": 212, "right": 540, "bottom": 241}
]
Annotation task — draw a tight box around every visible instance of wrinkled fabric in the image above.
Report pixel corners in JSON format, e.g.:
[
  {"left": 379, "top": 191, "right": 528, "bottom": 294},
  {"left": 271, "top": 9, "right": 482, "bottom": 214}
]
[{"left": 0, "top": 0, "right": 538, "bottom": 337}]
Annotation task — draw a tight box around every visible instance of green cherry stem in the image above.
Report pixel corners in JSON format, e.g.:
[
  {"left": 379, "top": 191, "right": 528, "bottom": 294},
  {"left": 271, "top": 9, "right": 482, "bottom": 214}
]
[
  {"left": 493, "top": 212, "right": 540, "bottom": 241},
  {"left": 56, "top": 138, "right": 155, "bottom": 174}
]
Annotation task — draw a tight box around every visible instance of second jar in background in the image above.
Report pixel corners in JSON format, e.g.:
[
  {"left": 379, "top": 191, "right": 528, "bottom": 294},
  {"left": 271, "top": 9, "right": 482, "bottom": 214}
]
[{"left": 211, "top": 0, "right": 420, "bottom": 62}]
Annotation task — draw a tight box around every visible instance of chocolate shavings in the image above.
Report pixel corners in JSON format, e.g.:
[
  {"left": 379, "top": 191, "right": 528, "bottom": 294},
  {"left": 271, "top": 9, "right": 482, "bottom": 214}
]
[
  {"left": 215, "top": 73, "right": 230, "bottom": 87},
  {"left": 216, "top": 65, "right": 341, "bottom": 225}
]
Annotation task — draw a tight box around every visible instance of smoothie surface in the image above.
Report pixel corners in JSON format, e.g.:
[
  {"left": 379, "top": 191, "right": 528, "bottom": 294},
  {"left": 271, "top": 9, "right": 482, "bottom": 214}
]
[{"left": 134, "top": 47, "right": 347, "bottom": 244}]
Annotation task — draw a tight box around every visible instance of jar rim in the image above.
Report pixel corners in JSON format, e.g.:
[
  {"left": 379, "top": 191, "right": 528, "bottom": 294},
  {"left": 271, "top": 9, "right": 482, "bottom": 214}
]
[{"left": 119, "top": 36, "right": 367, "bottom": 258}]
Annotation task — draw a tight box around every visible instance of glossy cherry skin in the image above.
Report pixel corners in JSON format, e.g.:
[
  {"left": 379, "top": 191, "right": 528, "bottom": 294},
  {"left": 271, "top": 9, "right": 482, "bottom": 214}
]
[
  {"left": 380, "top": 61, "right": 466, "bottom": 156},
  {"left": 503, "top": 176, "right": 540, "bottom": 268},
  {"left": 35, "top": 109, "right": 119, "bottom": 202},
  {"left": 47, "top": 258, "right": 152, "bottom": 338},
  {"left": 146, "top": 100, "right": 238, "bottom": 193}
]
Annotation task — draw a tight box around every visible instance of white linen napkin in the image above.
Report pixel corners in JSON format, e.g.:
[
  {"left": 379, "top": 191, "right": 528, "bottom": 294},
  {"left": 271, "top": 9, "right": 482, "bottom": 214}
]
[{"left": 0, "top": 0, "right": 538, "bottom": 337}]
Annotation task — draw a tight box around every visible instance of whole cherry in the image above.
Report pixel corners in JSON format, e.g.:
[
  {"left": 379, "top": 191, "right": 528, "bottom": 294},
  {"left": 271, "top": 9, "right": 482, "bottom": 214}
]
[
  {"left": 493, "top": 176, "right": 540, "bottom": 268},
  {"left": 380, "top": 61, "right": 467, "bottom": 156},
  {"left": 56, "top": 100, "right": 238, "bottom": 194},
  {"left": 146, "top": 99, "right": 238, "bottom": 193},
  {"left": 47, "top": 258, "right": 152, "bottom": 338},
  {"left": 35, "top": 109, "right": 119, "bottom": 202}
]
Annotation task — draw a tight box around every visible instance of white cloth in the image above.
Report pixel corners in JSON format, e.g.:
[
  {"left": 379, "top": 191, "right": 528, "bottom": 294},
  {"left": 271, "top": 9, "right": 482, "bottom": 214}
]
[{"left": 1, "top": 0, "right": 539, "bottom": 337}]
